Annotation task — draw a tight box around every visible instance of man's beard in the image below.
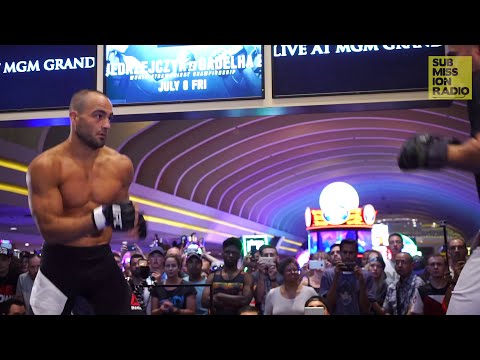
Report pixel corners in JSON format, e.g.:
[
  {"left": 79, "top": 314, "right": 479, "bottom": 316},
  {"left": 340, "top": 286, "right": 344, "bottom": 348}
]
[{"left": 76, "top": 129, "right": 105, "bottom": 150}]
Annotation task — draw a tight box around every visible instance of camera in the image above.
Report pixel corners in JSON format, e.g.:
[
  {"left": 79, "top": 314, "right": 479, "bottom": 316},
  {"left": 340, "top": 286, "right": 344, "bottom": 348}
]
[
  {"left": 309, "top": 260, "right": 325, "bottom": 270},
  {"left": 137, "top": 259, "right": 150, "bottom": 279},
  {"left": 342, "top": 262, "right": 357, "bottom": 272}
]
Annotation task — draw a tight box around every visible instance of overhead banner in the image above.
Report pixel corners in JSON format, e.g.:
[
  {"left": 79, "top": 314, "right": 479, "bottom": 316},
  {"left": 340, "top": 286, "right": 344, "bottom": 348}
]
[
  {"left": 0, "top": 45, "right": 98, "bottom": 112},
  {"left": 104, "top": 45, "right": 264, "bottom": 105},
  {"left": 271, "top": 45, "right": 445, "bottom": 98}
]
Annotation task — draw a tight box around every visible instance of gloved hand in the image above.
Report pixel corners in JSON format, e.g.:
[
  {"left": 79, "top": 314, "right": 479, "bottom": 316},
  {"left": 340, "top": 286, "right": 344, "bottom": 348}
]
[
  {"left": 397, "top": 133, "right": 461, "bottom": 169},
  {"left": 92, "top": 201, "right": 137, "bottom": 231}
]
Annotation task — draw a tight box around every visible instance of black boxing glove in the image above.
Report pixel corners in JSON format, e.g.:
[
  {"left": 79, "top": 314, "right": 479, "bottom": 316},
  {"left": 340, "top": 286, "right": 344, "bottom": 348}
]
[
  {"left": 398, "top": 133, "right": 461, "bottom": 170},
  {"left": 137, "top": 213, "right": 147, "bottom": 239},
  {"left": 92, "top": 201, "right": 136, "bottom": 232}
]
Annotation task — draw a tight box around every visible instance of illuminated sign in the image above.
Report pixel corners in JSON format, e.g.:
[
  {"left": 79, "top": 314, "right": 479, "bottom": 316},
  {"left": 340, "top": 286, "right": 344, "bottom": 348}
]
[
  {"left": 272, "top": 45, "right": 445, "bottom": 98},
  {"left": 308, "top": 181, "right": 376, "bottom": 229},
  {"left": 104, "top": 45, "right": 264, "bottom": 105},
  {"left": 0, "top": 45, "right": 98, "bottom": 112},
  {"left": 306, "top": 206, "right": 377, "bottom": 230},
  {"left": 371, "top": 223, "right": 389, "bottom": 247},
  {"left": 241, "top": 234, "right": 269, "bottom": 257},
  {"left": 305, "top": 207, "right": 312, "bottom": 227},
  {"left": 362, "top": 204, "right": 376, "bottom": 225}
]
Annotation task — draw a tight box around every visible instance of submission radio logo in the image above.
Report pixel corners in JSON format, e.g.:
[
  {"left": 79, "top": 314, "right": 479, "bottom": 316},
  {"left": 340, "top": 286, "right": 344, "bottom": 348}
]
[{"left": 429, "top": 56, "right": 472, "bottom": 99}]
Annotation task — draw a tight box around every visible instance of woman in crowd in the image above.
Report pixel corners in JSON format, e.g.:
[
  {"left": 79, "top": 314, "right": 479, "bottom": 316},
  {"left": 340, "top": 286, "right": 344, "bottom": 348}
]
[
  {"left": 150, "top": 253, "right": 197, "bottom": 315},
  {"left": 264, "top": 257, "right": 318, "bottom": 315},
  {"left": 366, "top": 251, "right": 388, "bottom": 315}
]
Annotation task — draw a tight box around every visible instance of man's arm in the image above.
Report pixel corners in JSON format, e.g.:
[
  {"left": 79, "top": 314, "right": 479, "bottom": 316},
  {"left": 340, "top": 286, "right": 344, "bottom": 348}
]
[
  {"left": 27, "top": 156, "right": 98, "bottom": 244},
  {"left": 356, "top": 268, "right": 372, "bottom": 314},
  {"left": 382, "top": 286, "right": 393, "bottom": 315},
  {"left": 323, "top": 265, "right": 341, "bottom": 310},
  {"left": 447, "top": 134, "right": 480, "bottom": 172},
  {"left": 201, "top": 272, "right": 214, "bottom": 309},
  {"left": 215, "top": 272, "right": 254, "bottom": 307},
  {"left": 15, "top": 275, "right": 25, "bottom": 301}
]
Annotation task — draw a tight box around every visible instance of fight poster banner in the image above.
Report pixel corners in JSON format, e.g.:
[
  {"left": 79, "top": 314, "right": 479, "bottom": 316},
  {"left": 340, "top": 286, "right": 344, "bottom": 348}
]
[
  {"left": 104, "top": 45, "right": 264, "bottom": 105},
  {"left": 428, "top": 56, "right": 472, "bottom": 100}
]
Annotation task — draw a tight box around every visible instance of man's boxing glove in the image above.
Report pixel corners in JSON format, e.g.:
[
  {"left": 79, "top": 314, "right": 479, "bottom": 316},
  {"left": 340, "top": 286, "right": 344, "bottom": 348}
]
[
  {"left": 398, "top": 133, "right": 461, "bottom": 170},
  {"left": 92, "top": 201, "right": 136, "bottom": 231}
]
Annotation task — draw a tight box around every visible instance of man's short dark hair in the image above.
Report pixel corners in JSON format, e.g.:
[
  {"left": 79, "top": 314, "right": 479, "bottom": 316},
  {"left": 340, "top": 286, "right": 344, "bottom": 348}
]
[
  {"left": 388, "top": 232, "right": 404, "bottom": 242},
  {"left": 259, "top": 244, "right": 277, "bottom": 256},
  {"left": 396, "top": 251, "right": 414, "bottom": 264},
  {"left": 330, "top": 244, "right": 340, "bottom": 252},
  {"left": 129, "top": 253, "right": 144, "bottom": 265},
  {"left": 222, "top": 237, "right": 242, "bottom": 252},
  {"left": 1, "top": 298, "right": 25, "bottom": 315},
  {"left": 340, "top": 239, "right": 358, "bottom": 252}
]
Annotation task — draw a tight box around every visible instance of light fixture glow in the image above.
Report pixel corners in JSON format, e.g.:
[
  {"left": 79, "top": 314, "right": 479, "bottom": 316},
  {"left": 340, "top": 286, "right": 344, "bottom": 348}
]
[{"left": 0, "top": 159, "right": 298, "bottom": 245}]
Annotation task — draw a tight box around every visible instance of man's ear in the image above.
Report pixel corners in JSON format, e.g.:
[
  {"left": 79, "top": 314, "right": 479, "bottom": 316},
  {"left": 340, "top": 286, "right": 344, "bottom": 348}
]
[{"left": 69, "top": 111, "right": 78, "bottom": 122}]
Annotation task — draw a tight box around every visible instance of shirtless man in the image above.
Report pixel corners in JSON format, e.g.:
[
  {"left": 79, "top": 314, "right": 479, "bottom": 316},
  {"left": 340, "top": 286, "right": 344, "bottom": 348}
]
[{"left": 27, "top": 89, "right": 147, "bottom": 315}]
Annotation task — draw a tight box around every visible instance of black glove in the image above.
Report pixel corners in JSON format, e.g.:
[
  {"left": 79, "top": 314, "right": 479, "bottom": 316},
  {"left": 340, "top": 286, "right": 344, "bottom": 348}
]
[
  {"left": 397, "top": 133, "right": 461, "bottom": 170},
  {"left": 92, "top": 201, "right": 136, "bottom": 231}
]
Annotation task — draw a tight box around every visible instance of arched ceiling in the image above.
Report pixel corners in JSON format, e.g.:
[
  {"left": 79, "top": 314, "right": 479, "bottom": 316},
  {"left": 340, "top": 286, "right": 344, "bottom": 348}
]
[
  {"left": 1, "top": 100, "right": 479, "bottom": 250},
  {"left": 118, "top": 102, "right": 478, "bottom": 240}
]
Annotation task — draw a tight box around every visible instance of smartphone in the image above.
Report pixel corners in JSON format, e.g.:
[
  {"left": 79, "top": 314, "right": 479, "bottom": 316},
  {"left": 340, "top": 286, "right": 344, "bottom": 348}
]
[
  {"left": 250, "top": 245, "right": 257, "bottom": 256},
  {"left": 309, "top": 259, "right": 325, "bottom": 270},
  {"left": 260, "top": 256, "right": 275, "bottom": 266},
  {"left": 305, "top": 306, "right": 325, "bottom": 315},
  {"left": 138, "top": 259, "right": 148, "bottom": 267},
  {"left": 127, "top": 245, "right": 136, "bottom": 251}
]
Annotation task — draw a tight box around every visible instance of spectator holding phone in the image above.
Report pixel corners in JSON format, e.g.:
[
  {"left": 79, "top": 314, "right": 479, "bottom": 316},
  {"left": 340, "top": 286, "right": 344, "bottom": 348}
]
[
  {"left": 320, "top": 239, "right": 376, "bottom": 315},
  {"left": 242, "top": 245, "right": 258, "bottom": 273},
  {"left": 301, "top": 251, "right": 331, "bottom": 295},
  {"left": 252, "top": 244, "right": 283, "bottom": 314}
]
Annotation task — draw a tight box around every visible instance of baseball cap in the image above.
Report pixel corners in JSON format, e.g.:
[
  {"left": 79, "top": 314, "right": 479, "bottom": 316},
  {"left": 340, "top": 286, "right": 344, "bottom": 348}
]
[
  {"left": 148, "top": 246, "right": 166, "bottom": 256},
  {"left": 0, "top": 242, "right": 13, "bottom": 257},
  {"left": 186, "top": 252, "right": 202, "bottom": 262}
]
